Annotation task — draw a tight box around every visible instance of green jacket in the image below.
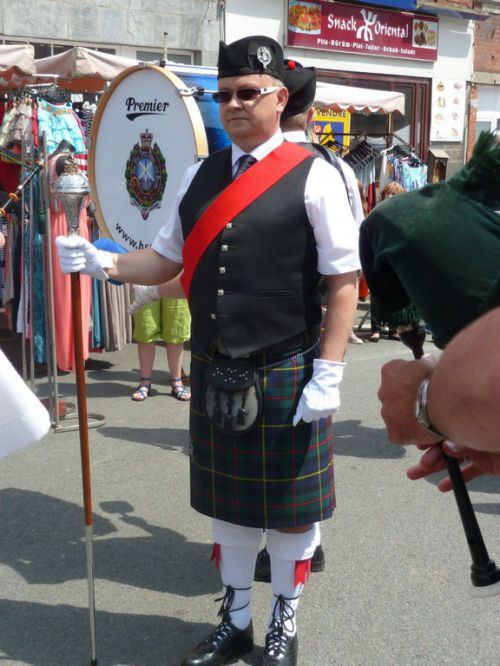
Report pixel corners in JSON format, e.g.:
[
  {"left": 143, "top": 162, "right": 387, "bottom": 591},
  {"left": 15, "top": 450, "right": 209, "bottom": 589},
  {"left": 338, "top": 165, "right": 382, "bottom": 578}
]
[{"left": 360, "top": 132, "right": 500, "bottom": 348}]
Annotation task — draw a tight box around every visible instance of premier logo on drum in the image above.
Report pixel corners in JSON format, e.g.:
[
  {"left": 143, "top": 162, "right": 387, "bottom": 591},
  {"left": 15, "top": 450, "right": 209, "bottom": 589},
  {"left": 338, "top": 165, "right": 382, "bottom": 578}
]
[
  {"left": 125, "top": 96, "right": 170, "bottom": 120},
  {"left": 125, "top": 129, "right": 167, "bottom": 220}
]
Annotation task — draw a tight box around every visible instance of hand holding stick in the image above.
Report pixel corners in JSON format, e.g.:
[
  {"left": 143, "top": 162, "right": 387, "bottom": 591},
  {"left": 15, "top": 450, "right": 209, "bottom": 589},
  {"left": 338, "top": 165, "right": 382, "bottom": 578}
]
[{"left": 399, "top": 324, "right": 500, "bottom": 596}]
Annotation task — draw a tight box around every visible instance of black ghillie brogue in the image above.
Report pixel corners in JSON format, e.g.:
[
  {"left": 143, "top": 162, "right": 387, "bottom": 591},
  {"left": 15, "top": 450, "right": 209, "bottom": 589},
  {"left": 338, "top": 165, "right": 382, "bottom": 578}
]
[
  {"left": 181, "top": 585, "right": 254, "bottom": 666},
  {"left": 261, "top": 595, "right": 299, "bottom": 666}
]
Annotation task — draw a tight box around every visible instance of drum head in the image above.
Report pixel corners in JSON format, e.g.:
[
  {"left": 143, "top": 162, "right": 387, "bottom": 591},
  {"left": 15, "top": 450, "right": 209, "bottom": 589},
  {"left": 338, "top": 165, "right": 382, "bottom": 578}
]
[{"left": 88, "top": 64, "right": 208, "bottom": 250}]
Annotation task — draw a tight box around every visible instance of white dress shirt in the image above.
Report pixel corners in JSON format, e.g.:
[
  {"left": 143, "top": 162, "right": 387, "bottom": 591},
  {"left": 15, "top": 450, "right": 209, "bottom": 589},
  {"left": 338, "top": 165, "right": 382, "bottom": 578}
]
[
  {"left": 282, "top": 129, "right": 365, "bottom": 228},
  {"left": 152, "top": 129, "right": 360, "bottom": 275}
]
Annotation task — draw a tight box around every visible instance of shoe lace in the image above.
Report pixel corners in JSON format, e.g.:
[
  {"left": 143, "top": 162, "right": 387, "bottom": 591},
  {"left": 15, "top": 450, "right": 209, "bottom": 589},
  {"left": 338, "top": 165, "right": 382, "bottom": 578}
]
[
  {"left": 265, "top": 594, "right": 297, "bottom": 656},
  {"left": 207, "top": 621, "right": 233, "bottom": 647},
  {"left": 214, "top": 584, "right": 251, "bottom": 624}
]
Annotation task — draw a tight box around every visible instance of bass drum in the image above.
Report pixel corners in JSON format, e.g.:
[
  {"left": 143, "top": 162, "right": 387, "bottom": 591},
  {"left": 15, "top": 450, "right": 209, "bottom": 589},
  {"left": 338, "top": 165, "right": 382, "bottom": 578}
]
[
  {"left": 88, "top": 64, "right": 209, "bottom": 251},
  {"left": 169, "top": 64, "right": 231, "bottom": 155}
]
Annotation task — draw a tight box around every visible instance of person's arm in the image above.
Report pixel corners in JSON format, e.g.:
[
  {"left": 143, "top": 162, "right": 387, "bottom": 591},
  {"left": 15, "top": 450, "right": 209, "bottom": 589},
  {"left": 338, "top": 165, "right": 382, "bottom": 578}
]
[
  {"left": 111, "top": 247, "right": 181, "bottom": 285},
  {"left": 378, "top": 355, "right": 438, "bottom": 445},
  {"left": 293, "top": 159, "right": 360, "bottom": 425},
  {"left": 0, "top": 230, "right": 5, "bottom": 249},
  {"left": 322, "top": 271, "right": 358, "bottom": 360},
  {"left": 55, "top": 237, "right": 182, "bottom": 286},
  {"left": 128, "top": 274, "right": 186, "bottom": 316},
  {"left": 425, "top": 307, "right": 500, "bottom": 453},
  {"left": 378, "top": 308, "right": 500, "bottom": 489}
]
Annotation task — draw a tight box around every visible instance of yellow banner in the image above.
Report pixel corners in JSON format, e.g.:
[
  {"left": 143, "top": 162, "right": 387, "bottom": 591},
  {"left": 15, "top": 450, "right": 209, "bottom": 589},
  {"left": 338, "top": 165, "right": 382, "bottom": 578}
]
[{"left": 311, "top": 109, "right": 351, "bottom": 151}]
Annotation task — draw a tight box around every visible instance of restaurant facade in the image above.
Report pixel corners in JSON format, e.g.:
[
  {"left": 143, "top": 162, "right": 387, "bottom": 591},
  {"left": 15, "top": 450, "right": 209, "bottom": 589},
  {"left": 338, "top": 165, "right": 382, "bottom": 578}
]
[{"left": 225, "top": 0, "right": 487, "bottom": 176}]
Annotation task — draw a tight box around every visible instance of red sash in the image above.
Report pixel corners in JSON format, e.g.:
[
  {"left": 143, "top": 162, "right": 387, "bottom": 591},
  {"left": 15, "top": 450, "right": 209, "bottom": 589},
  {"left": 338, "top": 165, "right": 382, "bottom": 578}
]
[{"left": 180, "top": 141, "right": 311, "bottom": 297}]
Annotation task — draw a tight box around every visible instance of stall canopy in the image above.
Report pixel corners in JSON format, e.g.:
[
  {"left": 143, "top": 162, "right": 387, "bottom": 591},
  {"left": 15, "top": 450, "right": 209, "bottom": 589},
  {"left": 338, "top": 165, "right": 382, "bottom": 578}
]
[
  {"left": 0, "top": 44, "right": 36, "bottom": 89},
  {"left": 315, "top": 81, "right": 405, "bottom": 115},
  {"left": 34, "top": 46, "right": 140, "bottom": 92}
]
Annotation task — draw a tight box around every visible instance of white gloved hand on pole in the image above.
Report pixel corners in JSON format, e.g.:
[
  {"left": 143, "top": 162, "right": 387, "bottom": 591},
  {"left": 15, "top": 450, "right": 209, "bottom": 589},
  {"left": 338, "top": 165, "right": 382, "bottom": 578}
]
[
  {"left": 128, "top": 284, "right": 161, "bottom": 315},
  {"left": 292, "top": 358, "right": 346, "bottom": 426},
  {"left": 55, "top": 236, "right": 113, "bottom": 280}
]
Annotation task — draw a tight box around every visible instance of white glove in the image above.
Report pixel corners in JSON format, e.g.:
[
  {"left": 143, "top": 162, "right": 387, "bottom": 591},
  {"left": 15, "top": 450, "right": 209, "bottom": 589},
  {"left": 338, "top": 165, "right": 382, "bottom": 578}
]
[
  {"left": 292, "top": 358, "right": 346, "bottom": 426},
  {"left": 128, "top": 284, "right": 161, "bottom": 315},
  {"left": 55, "top": 235, "right": 113, "bottom": 280}
]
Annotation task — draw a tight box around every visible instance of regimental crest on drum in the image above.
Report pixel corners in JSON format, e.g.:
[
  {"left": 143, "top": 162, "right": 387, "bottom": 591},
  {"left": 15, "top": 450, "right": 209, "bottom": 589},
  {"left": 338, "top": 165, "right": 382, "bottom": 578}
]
[{"left": 125, "top": 129, "right": 167, "bottom": 220}]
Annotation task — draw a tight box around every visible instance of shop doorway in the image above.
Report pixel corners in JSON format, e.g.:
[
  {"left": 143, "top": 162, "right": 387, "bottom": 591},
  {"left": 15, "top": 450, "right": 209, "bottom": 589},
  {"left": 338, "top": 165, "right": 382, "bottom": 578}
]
[{"left": 318, "top": 71, "right": 431, "bottom": 158}]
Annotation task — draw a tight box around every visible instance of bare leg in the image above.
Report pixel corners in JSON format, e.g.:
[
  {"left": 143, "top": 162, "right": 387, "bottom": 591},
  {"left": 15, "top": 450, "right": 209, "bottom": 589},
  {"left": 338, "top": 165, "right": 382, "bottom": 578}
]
[
  {"left": 137, "top": 342, "right": 156, "bottom": 383},
  {"left": 167, "top": 342, "right": 190, "bottom": 401},
  {"left": 131, "top": 342, "right": 155, "bottom": 400}
]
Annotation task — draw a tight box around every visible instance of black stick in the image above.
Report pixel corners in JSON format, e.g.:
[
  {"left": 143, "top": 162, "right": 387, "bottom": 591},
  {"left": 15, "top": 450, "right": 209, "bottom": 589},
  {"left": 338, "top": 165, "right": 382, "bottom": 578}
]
[
  {"left": 401, "top": 325, "right": 500, "bottom": 590},
  {"left": 442, "top": 450, "right": 500, "bottom": 588}
]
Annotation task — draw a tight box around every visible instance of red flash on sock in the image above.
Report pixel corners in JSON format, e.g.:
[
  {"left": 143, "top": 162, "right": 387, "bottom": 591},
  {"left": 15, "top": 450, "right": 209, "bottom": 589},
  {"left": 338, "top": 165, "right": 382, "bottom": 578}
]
[
  {"left": 295, "top": 558, "right": 312, "bottom": 586},
  {"left": 210, "top": 543, "right": 221, "bottom": 569}
]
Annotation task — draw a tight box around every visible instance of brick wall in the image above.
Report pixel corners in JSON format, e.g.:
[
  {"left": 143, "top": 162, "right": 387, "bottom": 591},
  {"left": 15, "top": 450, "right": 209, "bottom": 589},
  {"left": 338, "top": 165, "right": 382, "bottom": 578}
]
[
  {"left": 474, "top": 14, "right": 500, "bottom": 76},
  {"left": 466, "top": 14, "right": 500, "bottom": 159}
]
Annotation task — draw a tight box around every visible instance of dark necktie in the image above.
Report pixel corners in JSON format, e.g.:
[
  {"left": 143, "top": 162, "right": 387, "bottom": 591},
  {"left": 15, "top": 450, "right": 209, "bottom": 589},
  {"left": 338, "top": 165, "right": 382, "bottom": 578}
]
[{"left": 233, "top": 154, "right": 257, "bottom": 179}]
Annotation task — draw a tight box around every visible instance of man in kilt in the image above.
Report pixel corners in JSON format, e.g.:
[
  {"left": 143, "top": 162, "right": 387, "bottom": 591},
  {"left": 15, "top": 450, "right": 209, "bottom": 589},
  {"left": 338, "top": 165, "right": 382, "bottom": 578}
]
[{"left": 55, "top": 35, "right": 360, "bottom": 666}]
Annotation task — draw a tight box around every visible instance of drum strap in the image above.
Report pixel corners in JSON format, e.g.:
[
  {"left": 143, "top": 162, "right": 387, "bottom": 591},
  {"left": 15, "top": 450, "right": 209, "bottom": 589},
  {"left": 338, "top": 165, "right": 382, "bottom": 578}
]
[{"left": 180, "top": 141, "right": 311, "bottom": 297}]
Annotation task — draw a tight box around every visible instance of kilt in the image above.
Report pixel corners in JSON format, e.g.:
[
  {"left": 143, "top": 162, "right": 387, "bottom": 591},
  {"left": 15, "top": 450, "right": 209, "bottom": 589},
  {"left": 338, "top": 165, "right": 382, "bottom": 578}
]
[{"left": 189, "top": 344, "right": 335, "bottom": 529}]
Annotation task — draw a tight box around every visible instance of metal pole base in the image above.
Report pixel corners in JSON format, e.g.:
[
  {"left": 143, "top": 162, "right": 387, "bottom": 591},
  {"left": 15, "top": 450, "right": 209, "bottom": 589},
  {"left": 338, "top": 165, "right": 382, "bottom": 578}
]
[{"left": 40, "top": 397, "right": 76, "bottom": 419}]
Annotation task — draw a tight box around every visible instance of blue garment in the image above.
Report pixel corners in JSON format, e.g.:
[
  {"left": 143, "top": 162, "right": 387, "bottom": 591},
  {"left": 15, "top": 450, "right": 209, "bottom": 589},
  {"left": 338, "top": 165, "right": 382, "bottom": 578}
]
[{"left": 37, "top": 100, "right": 86, "bottom": 155}]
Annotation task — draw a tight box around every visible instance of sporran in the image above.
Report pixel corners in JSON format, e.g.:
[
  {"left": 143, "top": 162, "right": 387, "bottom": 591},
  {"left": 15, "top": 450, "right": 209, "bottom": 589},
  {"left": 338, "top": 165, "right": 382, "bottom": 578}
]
[{"left": 204, "top": 358, "right": 263, "bottom": 435}]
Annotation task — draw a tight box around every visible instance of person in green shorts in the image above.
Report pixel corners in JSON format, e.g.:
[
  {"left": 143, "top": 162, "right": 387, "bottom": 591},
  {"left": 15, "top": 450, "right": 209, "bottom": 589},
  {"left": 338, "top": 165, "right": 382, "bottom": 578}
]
[{"left": 131, "top": 296, "right": 191, "bottom": 401}]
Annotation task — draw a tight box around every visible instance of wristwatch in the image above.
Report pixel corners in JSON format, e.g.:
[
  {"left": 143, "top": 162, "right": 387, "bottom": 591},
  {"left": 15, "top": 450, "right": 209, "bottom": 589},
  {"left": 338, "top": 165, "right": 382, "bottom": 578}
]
[{"left": 415, "top": 378, "right": 445, "bottom": 439}]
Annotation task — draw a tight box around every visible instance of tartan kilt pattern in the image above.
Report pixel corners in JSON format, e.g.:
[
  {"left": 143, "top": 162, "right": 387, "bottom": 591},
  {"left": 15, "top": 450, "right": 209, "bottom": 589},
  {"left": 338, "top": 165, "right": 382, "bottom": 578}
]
[{"left": 189, "top": 345, "right": 335, "bottom": 529}]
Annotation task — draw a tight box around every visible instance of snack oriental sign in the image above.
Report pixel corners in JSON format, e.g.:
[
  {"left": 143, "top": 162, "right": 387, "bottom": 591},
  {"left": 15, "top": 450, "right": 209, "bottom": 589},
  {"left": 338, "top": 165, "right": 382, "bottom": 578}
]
[{"left": 287, "top": 0, "right": 439, "bottom": 62}]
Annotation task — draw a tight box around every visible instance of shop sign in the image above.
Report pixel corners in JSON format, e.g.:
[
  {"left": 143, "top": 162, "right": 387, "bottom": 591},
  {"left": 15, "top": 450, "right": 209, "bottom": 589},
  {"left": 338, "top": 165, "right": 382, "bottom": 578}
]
[
  {"left": 287, "top": 0, "right": 438, "bottom": 62},
  {"left": 311, "top": 109, "right": 351, "bottom": 151},
  {"left": 348, "top": 0, "right": 417, "bottom": 9},
  {"left": 430, "top": 78, "right": 466, "bottom": 142}
]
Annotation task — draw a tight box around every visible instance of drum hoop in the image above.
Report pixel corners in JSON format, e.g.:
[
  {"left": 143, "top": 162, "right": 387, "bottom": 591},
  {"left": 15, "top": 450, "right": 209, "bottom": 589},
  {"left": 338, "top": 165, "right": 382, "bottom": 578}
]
[{"left": 88, "top": 63, "right": 209, "bottom": 240}]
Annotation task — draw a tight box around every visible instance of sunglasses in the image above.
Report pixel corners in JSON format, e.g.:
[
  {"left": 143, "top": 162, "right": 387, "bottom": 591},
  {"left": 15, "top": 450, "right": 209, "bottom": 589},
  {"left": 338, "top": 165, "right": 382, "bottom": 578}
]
[{"left": 212, "top": 86, "right": 281, "bottom": 104}]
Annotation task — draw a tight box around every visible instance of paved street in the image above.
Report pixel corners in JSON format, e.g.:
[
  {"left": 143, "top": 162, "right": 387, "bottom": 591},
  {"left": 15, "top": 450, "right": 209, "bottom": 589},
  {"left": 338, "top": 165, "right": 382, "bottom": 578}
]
[{"left": 1, "top": 322, "right": 499, "bottom": 666}]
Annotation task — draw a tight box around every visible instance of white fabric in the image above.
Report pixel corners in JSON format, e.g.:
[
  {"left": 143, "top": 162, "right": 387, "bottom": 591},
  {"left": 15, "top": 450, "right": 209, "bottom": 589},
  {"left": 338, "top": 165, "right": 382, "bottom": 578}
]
[
  {"left": 128, "top": 284, "right": 161, "bottom": 316},
  {"left": 152, "top": 129, "right": 360, "bottom": 276},
  {"left": 292, "top": 358, "right": 345, "bottom": 426},
  {"left": 315, "top": 80, "right": 405, "bottom": 115},
  {"left": 0, "top": 350, "right": 51, "bottom": 459},
  {"left": 55, "top": 236, "right": 112, "bottom": 280},
  {"left": 268, "top": 561, "right": 302, "bottom": 638},
  {"left": 0, "top": 44, "right": 35, "bottom": 84},
  {"left": 266, "top": 525, "right": 319, "bottom": 638},
  {"left": 283, "top": 129, "right": 364, "bottom": 227},
  {"left": 266, "top": 524, "right": 320, "bottom": 562},
  {"left": 213, "top": 518, "right": 263, "bottom": 549},
  {"left": 219, "top": 545, "right": 257, "bottom": 630},
  {"left": 212, "top": 519, "right": 262, "bottom": 630}
]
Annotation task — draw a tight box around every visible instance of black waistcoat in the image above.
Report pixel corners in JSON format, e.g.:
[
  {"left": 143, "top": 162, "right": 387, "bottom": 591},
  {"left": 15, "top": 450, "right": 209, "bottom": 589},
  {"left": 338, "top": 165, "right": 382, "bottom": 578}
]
[{"left": 179, "top": 146, "right": 321, "bottom": 357}]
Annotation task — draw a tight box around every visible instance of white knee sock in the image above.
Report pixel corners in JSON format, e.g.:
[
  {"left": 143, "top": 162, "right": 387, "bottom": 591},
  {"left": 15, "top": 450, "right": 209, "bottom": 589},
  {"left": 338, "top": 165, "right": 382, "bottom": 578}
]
[
  {"left": 212, "top": 519, "right": 263, "bottom": 630},
  {"left": 266, "top": 524, "right": 320, "bottom": 637}
]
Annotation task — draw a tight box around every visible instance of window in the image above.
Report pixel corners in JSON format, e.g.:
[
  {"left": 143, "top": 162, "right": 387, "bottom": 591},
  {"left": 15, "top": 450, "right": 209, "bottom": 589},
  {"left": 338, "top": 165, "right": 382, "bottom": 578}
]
[
  {"left": 136, "top": 50, "right": 193, "bottom": 64},
  {"left": 0, "top": 37, "right": 115, "bottom": 57}
]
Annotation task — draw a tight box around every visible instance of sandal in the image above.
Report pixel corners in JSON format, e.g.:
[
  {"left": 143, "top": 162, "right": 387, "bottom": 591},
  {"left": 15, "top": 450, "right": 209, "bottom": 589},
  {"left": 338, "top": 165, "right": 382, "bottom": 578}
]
[
  {"left": 369, "top": 332, "right": 380, "bottom": 342},
  {"left": 132, "top": 378, "right": 152, "bottom": 401},
  {"left": 170, "top": 378, "right": 191, "bottom": 401}
]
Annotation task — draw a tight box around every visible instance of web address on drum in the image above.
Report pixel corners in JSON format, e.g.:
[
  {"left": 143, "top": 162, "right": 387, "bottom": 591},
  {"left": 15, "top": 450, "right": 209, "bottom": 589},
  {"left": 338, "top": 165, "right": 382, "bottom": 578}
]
[{"left": 115, "top": 222, "right": 151, "bottom": 249}]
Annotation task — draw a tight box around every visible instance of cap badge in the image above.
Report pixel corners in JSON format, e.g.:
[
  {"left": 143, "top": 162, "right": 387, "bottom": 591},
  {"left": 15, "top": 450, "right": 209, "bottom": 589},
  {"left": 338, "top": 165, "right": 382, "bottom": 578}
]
[{"left": 256, "top": 46, "right": 272, "bottom": 67}]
